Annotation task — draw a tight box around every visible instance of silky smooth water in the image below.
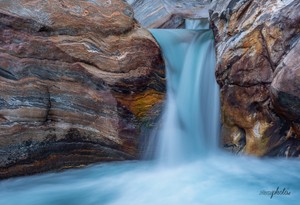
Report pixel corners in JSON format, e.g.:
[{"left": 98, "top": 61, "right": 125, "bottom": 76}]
[
  {"left": 1, "top": 156, "right": 300, "bottom": 205},
  {"left": 185, "top": 19, "right": 210, "bottom": 30},
  {"left": 149, "top": 29, "right": 220, "bottom": 164},
  {"left": 1, "top": 22, "right": 300, "bottom": 205}
]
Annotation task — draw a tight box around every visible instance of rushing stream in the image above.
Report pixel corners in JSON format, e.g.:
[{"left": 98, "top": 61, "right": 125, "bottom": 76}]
[{"left": 1, "top": 21, "right": 300, "bottom": 205}]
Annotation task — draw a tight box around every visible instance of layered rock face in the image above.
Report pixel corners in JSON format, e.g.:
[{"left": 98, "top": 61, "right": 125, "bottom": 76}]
[
  {"left": 0, "top": 0, "right": 165, "bottom": 178},
  {"left": 126, "top": 0, "right": 210, "bottom": 28},
  {"left": 211, "top": 0, "right": 300, "bottom": 157}
]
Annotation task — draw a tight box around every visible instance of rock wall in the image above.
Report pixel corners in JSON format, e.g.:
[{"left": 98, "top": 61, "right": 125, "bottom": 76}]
[
  {"left": 0, "top": 0, "right": 165, "bottom": 178},
  {"left": 210, "top": 0, "right": 300, "bottom": 157}
]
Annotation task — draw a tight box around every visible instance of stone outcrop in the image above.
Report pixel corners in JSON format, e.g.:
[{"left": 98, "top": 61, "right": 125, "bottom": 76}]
[
  {"left": 126, "top": 0, "right": 210, "bottom": 28},
  {"left": 125, "top": 0, "right": 300, "bottom": 157},
  {"left": 210, "top": 0, "right": 300, "bottom": 157},
  {"left": 124, "top": 0, "right": 300, "bottom": 158},
  {"left": 0, "top": 0, "right": 165, "bottom": 179}
]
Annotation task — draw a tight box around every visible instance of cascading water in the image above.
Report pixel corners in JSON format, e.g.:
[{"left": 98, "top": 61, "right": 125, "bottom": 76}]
[
  {"left": 149, "top": 21, "right": 220, "bottom": 164},
  {"left": 1, "top": 20, "right": 300, "bottom": 205},
  {"left": 185, "top": 19, "right": 210, "bottom": 30}
]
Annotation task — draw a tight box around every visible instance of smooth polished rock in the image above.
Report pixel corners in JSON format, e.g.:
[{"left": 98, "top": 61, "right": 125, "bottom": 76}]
[
  {"left": 211, "top": 0, "right": 300, "bottom": 157},
  {"left": 0, "top": 0, "right": 165, "bottom": 178}
]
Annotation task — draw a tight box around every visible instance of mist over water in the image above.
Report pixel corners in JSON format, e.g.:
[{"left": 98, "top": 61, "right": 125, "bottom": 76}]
[
  {"left": 1, "top": 156, "right": 300, "bottom": 205},
  {"left": 1, "top": 20, "right": 300, "bottom": 205}
]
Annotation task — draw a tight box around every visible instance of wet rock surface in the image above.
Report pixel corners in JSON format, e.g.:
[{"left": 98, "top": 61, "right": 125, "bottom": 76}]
[
  {"left": 211, "top": 0, "right": 300, "bottom": 157},
  {"left": 0, "top": 0, "right": 165, "bottom": 178}
]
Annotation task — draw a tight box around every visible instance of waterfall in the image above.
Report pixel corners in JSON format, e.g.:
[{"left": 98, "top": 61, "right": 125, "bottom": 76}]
[
  {"left": 149, "top": 20, "right": 220, "bottom": 165},
  {"left": 1, "top": 20, "right": 300, "bottom": 205},
  {"left": 185, "top": 19, "right": 210, "bottom": 29}
]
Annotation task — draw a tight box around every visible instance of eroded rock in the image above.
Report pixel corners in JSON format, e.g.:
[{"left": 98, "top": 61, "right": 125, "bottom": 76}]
[
  {"left": 0, "top": 0, "right": 165, "bottom": 178},
  {"left": 211, "top": 0, "right": 300, "bottom": 157}
]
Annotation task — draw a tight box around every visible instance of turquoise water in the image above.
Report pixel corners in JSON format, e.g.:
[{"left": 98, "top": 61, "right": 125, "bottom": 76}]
[
  {"left": 1, "top": 22, "right": 300, "bottom": 205},
  {"left": 149, "top": 28, "right": 220, "bottom": 164},
  {"left": 1, "top": 155, "right": 300, "bottom": 205}
]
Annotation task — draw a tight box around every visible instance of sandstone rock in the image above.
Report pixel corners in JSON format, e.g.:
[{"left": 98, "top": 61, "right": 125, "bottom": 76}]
[
  {"left": 0, "top": 0, "right": 165, "bottom": 179},
  {"left": 211, "top": 0, "right": 300, "bottom": 157}
]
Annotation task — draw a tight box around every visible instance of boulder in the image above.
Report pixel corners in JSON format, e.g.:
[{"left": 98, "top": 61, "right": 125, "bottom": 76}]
[
  {"left": 211, "top": 0, "right": 300, "bottom": 157},
  {"left": 0, "top": 0, "right": 165, "bottom": 178}
]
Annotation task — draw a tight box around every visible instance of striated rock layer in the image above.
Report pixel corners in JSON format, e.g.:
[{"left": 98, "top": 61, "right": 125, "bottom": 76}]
[
  {"left": 210, "top": 0, "right": 300, "bottom": 157},
  {"left": 0, "top": 0, "right": 165, "bottom": 179},
  {"left": 126, "top": 0, "right": 210, "bottom": 28}
]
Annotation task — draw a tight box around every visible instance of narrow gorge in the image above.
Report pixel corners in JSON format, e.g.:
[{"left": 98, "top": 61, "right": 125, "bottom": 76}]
[
  {"left": 128, "top": 0, "right": 300, "bottom": 157},
  {"left": 0, "top": 0, "right": 300, "bottom": 204}
]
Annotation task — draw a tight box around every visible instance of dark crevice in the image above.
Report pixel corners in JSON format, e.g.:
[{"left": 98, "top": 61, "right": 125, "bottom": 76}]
[
  {"left": 259, "top": 26, "right": 276, "bottom": 71},
  {"left": 235, "top": 0, "right": 253, "bottom": 21},
  {"left": 45, "top": 87, "right": 51, "bottom": 123},
  {"left": 267, "top": 138, "right": 300, "bottom": 157},
  {"left": 0, "top": 67, "right": 17, "bottom": 80},
  {"left": 224, "top": 81, "right": 271, "bottom": 88}
]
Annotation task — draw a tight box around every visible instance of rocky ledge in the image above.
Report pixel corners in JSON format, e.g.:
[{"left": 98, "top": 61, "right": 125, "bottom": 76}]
[
  {"left": 0, "top": 0, "right": 165, "bottom": 179},
  {"left": 211, "top": 0, "right": 300, "bottom": 157}
]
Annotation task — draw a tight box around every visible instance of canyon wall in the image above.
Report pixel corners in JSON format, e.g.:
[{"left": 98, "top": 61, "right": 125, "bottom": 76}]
[
  {"left": 211, "top": 0, "right": 300, "bottom": 156},
  {"left": 1, "top": 0, "right": 299, "bottom": 179},
  {"left": 0, "top": 0, "right": 165, "bottom": 178}
]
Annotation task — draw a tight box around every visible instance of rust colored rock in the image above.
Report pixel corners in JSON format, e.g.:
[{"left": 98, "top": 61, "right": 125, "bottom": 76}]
[
  {"left": 211, "top": 0, "right": 300, "bottom": 157},
  {"left": 0, "top": 0, "right": 165, "bottom": 179}
]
